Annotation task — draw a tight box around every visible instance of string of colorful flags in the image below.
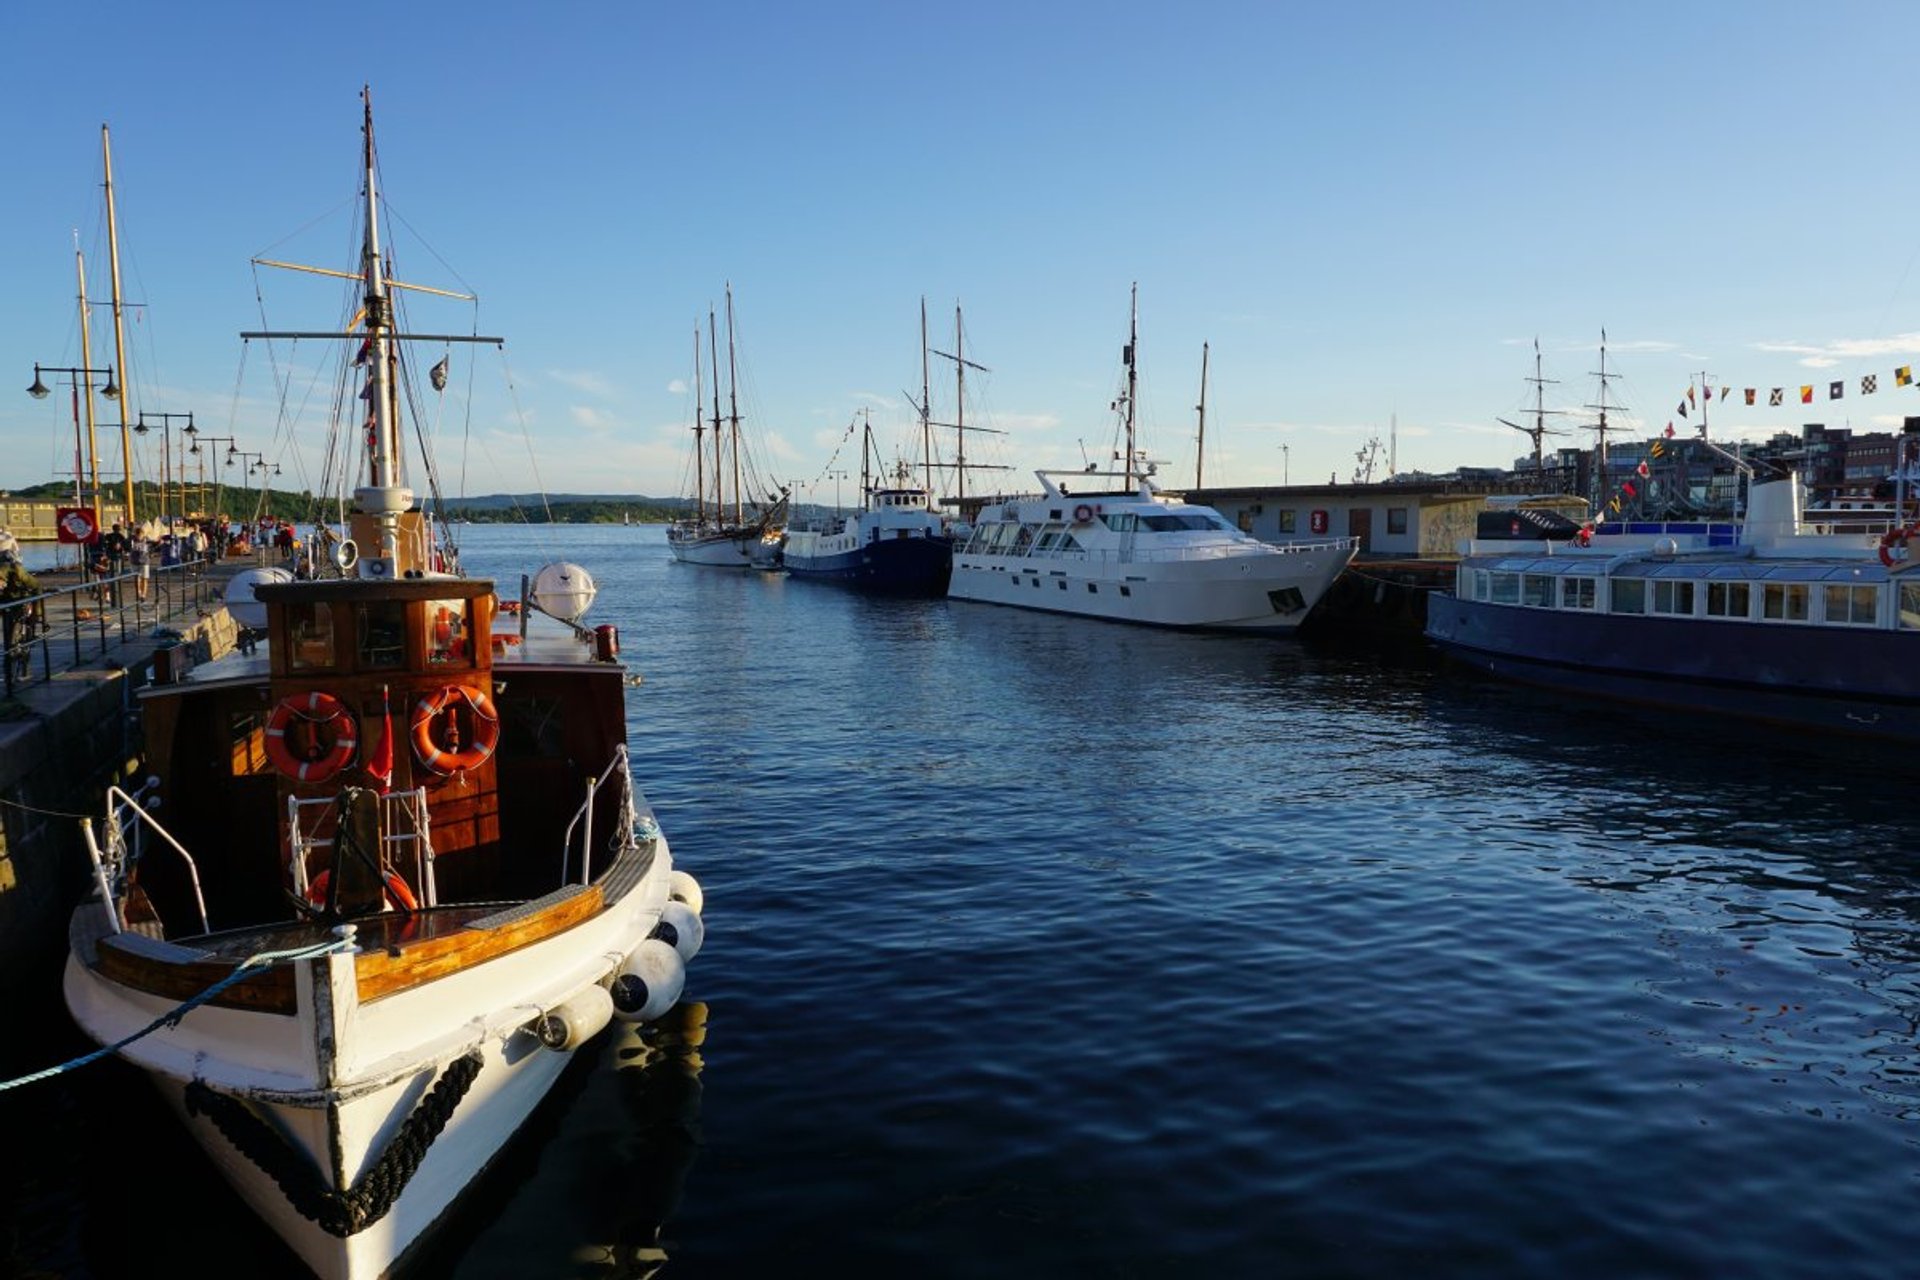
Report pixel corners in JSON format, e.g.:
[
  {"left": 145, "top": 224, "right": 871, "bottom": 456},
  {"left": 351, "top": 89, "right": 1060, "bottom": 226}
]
[{"left": 1674, "top": 365, "right": 1914, "bottom": 417}]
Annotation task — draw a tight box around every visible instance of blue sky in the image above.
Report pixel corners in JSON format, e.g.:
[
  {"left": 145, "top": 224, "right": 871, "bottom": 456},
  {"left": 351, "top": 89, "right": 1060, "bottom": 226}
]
[{"left": 5, "top": 2, "right": 1920, "bottom": 510}]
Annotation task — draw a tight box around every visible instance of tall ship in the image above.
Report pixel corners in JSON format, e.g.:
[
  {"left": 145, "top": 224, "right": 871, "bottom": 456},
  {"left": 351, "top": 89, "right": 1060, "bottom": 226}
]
[
  {"left": 666, "top": 284, "right": 788, "bottom": 567},
  {"left": 1425, "top": 464, "right": 1920, "bottom": 742},
  {"left": 947, "top": 287, "right": 1356, "bottom": 631},
  {"left": 59, "top": 91, "right": 704, "bottom": 1280}
]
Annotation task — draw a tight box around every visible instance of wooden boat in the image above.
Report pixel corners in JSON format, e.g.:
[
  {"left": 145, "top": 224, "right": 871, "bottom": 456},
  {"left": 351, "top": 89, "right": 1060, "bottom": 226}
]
[{"left": 60, "top": 89, "right": 704, "bottom": 1280}]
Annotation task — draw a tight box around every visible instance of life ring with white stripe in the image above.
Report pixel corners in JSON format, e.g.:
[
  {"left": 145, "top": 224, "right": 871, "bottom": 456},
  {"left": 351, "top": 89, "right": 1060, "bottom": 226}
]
[
  {"left": 1072, "top": 503, "right": 1094, "bottom": 524},
  {"left": 1879, "top": 523, "right": 1917, "bottom": 569},
  {"left": 411, "top": 684, "right": 501, "bottom": 775},
  {"left": 264, "top": 691, "right": 358, "bottom": 783}
]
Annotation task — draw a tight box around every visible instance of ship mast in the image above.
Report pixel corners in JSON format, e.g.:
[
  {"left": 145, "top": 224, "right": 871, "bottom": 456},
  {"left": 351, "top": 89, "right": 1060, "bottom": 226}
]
[
  {"left": 102, "top": 125, "right": 136, "bottom": 528},
  {"left": 75, "top": 242, "right": 105, "bottom": 532},
  {"left": 1583, "top": 330, "right": 1625, "bottom": 519},
  {"left": 930, "top": 303, "right": 991, "bottom": 504},
  {"left": 691, "top": 325, "right": 705, "bottom": 524},
  {"left": 1194, "top": 340, "right": 1209, "bottom": 490},
  {"left": 354, "top": 87, "right": 411, "bottom": 576},
  {"left": 726, "top": 283, "right": 743, "bottom": 527},
  {"left": 1120, "top": 282, "right": 1139, "bottom": 490},
  {"left": 920, "top": 297, "right": 933, "bottom": 496},
  {"left": 708, "top": 307, "right": 723, "bottom": 524}
]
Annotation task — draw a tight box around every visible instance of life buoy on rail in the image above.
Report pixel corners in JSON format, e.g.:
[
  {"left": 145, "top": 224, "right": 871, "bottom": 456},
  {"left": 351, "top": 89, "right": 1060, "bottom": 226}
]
[
  {"left": 411, "top": 684, "right": 501, "bottom": 775},
  {"left": 264, "top": 691, "right": 359, "bottom": 784},
  {"left": 306, "top": 868, "right": 418, "bottom": 914},
  {"left": 1310, "top": 509, "right": 1330, "bottom": 535},
  {"left": 1575, "top": 525, "right": 1594, "bottom": 548},
  {"left": 1879, "top": 523, "right": 1918, "bottom": 569},
  {"left": 1072, "top": 503, "right": 1094, "bottom": 525}
]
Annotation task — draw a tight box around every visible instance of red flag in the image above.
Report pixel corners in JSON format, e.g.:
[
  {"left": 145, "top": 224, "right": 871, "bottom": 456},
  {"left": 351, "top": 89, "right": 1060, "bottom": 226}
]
[
  {"left": 1664, "top": 423, "right": 1676, "bottom": 438},
  {"left": 1636, "top": 460, "right": 1650, "bottom": 477},
  {"left": 366, "top": 686, "right": 393, "bottom": 793}
]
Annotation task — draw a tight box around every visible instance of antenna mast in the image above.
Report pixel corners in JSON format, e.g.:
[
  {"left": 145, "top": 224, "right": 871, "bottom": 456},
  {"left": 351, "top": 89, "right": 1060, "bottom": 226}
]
[
  {"left": 1195, "top": 341, "right": 1209, "bottom": 490},
  {"left": 1121, "top": 282, "right": 1139, "bottom": 489},
  {"left": 726, "top": 283, "right": 742, "bottom": 526}
]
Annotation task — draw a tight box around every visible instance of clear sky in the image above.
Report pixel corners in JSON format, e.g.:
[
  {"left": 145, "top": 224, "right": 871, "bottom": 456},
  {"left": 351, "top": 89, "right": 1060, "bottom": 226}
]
[{"left": 5, "top": 1, "right": 1920, "bottom": 510}]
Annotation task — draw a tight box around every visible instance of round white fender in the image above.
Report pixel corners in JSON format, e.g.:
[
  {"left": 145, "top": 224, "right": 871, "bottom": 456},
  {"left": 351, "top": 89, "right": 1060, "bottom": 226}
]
[
  {"left": 534, "top": 983, "right": 615, "bottom": 1052},
  {"left": 669, "top": 869, "right": 704, "bottom": 917},
  {"left": 652, "top": 900, "right": 704, "bottom": 964},
  {"left": 610, "top": 938, "right": 686, "bottom": 1023}
]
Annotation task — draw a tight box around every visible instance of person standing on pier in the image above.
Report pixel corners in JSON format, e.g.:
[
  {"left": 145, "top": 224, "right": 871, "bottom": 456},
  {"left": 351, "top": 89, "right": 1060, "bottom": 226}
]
[{"left": 129, "top": 526, "right": 152, "bottom": 602}]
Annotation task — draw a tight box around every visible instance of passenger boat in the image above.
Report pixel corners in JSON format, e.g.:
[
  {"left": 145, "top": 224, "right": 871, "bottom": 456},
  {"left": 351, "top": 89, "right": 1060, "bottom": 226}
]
[
  {"left": 1425, "top": 468, "right": 1920, "bottom": 741},
  {"left": 666, "top": 284, "right": 788, "bottom": 567},
  {"left": 947, "top": 287, "right": 1356, "bottom": 630},
  {"left": 59, "top": 90, "right": 704, "bottom": 1280},
  {"left": 780, "top": 416, "right": 954, "bottom": 596}
]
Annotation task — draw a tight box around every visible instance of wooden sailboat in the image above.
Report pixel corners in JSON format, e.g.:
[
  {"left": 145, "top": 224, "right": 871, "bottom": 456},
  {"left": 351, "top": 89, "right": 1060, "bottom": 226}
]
[
  {"left": 60, "top": 89, "right": 705, "bottom": 1280},
  {"left": 666, "top": 284, "right": 789, "bottom": 566}
]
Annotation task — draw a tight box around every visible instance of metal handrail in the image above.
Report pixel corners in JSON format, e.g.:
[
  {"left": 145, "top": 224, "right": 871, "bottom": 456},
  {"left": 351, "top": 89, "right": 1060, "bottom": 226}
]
[
  {"left": 1, "top": 554, "right": 217, "bottom": 696},
  {"left": 83, "top": 784, "right": 210, "bottom": 936},
  {"left": 561, "top": 744, "right": 632, "bottom": 886}
]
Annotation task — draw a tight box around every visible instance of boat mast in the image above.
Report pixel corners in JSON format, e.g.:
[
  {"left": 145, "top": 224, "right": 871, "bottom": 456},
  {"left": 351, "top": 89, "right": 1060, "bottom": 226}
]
[
  {"left": 920, "top": 297, "right": 932, "bottom": 496},
  {"left": 102, "top": 125, "right": 136, "bottom": 528},
  {"left": 708, "top": 307, "right": 723, "bottom": 525},
  {"left": 860, "top": 408, "right": 873, "bottom": 509},
  {"left": 1194, "top": 340, "right": 1209, "bottom": 490},
  {"left": 1583, "top": 330, "right": 1624, "bottom": 519},
  {"left": 354, "top": 86, "right": 411, "bottom": 576},
  {"left": 1122, "top": 282, "right": 1139, "bottom": 490},
  {"left": 691, "top": 325, "right": 705, "bottom": 524},
  {"left": 75, "top": 242, "right": 104, "bottom": 532},
  {"left": 726, "top": 283, "right": 743, "bottom": 527},
  {"left": 1696, "top": 369, "right": 1713, "bottom": 443},
  {"left": 953, "top": 305, "right": 968, "bottom": 502}
]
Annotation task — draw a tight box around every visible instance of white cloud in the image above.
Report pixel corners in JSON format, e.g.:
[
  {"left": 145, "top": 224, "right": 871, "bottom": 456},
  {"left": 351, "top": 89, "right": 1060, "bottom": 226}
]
[{"left": 548, "top": 369, "right": 617, "bottom": 398}]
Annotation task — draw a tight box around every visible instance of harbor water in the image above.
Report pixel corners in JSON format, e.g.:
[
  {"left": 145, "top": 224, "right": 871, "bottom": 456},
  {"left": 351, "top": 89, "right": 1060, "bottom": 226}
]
[{"left": 4, "top": 521, "right": 1919, "bottom": 1279}]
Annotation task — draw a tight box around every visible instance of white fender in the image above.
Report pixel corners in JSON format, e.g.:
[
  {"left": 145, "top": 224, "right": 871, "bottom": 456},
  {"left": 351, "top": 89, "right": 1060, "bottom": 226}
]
[
  {"left": 652, "top": 900, "right": 704, "bottom": 964},
  {"left": 668, "top": 869, "right": 704, "bottom": 917},
  {"left": 610, "top": 938, "right": 685, "bottom": 1023},
  {"left": 533, "top": 983, "right": 615, "bottom": 1052}
]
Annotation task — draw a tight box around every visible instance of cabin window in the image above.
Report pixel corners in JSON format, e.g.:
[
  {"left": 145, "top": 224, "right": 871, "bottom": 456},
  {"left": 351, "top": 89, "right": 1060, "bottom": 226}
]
[
  {"left": 1387, "top": 507, "right": 1409, "bottom": 535},
  {"left": 1488, "top": 572, "right": 1520, "bottom": 604},
  {"left": 1901, "top": 582, "right": 1920, "bottom": 629},
  {"left": 1762, "top": 582, "right": 1809, "bottom": 622},
  {"left": 1522, "top": 574, "right": 1553, "bottom": 607},
  {"left": 427, "top": 599, "right": 473, "bottom": 667},
  {"left": 1650, "top": 580, "right": 1695, "bottom": 616},
  {"left": 1706, "top": 582, "right": 1751, "bottom": 619},
  {"left": 286, "top": 602, "right": 336, "bottom": 671},
  {"left": 1034, "top": 525, "right": 1065, "bottom": 552},
  {"left": 1823, "top": 583, "right": 1878, "bottom": 626},
  {"left": 1104, "top": 512, "right": 1139, "bottom": 533},
  {"left": 356, "top": 601, "right": 407, "bottom": 670},
  {"left": 1610, "top": 579, "right": 1646, "bottom": 614},
  {"left": 1559, "top": 578, "right": 1595, "bottom": 610},
  {"left": 1011, "top": 525, "right": 1036, "bottom": 554},
  {"left": 229, "top": 711, "right": 268, "bottom": 776},
  {"left": 1277, "top": 510, "right": 1297, "bottom": 534}
]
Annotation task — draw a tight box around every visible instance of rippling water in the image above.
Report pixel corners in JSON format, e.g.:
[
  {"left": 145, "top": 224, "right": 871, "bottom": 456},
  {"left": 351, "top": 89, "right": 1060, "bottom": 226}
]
[{"left": 6, "top": 522, "right": 1920, "bottom": 1279}]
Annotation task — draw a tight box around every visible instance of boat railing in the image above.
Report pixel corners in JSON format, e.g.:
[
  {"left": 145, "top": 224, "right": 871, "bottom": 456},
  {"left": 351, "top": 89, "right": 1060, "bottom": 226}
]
[
  {"left": 561, "top": 744, "right": 633, "bottom": 886},
  {"left": 974, "top": 536, "right": 1356, "bottom": 566},
  {"left": 286, "top": 787, "right": 438, "bottom": 908},
  {"left": 81, "top": 782, "right": 209, "bottom": 937}
]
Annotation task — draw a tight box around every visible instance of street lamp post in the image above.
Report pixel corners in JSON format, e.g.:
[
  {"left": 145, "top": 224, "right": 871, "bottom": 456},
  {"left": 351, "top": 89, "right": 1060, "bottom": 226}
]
[
  {"left": 27, "top": 362, "right": 119, "bottom": 536},
  {"left": 135, "top": 410, "right": 195, "bottom": 529},
  {"left": 191, "top": 435, "right": 240, "bottom": 540}
]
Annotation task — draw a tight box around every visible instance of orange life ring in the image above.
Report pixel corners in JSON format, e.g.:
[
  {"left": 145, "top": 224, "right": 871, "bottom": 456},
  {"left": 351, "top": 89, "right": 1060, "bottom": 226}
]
[
  {"left": 498, "top": 598, "right": 522, "bottom": 614},
  {"left": 411, "top": 684, "right": 501, "bottom": 775},
  {"left": 1879, "top": 524, "right": 1916, "bottom": 569},
  {"left": 306, "top": 868, "right": 418, "bottom": 913},
  {"left": 264, "top": 691, "right": 358, "bottom": 783}
]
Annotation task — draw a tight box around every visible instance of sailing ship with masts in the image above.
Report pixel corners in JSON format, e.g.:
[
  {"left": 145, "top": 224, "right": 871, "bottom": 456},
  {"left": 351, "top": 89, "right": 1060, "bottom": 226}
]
[{"left": 667, "top": 284, "right": 789, "bottom": 567}]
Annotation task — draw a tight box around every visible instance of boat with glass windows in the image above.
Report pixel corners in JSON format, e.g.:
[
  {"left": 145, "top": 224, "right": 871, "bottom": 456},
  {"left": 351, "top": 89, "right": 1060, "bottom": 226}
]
[{"left": 1425, "top": 469, "right": 1920, "bottom": 741}]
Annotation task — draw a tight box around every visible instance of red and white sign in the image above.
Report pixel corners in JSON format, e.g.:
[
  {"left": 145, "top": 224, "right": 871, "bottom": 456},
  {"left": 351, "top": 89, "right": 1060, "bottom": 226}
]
[
  {"left": 55, "top": 506, "right": 99, "bottom": 544},
  {"left": 1309, "top": 509, "right": 1329, "bottom": 535}
]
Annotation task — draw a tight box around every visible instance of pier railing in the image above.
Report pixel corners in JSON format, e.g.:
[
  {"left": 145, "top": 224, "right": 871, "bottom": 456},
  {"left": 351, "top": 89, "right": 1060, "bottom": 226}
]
[{"left": 1, "top": 556, "right": 220, "bottom": 699}]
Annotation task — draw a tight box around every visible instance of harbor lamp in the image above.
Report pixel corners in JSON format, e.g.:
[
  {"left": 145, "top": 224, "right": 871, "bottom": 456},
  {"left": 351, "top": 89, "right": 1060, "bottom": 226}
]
[
  {"left": 191, "top": 435, "right": 241, "bottom": 533},
  {"left": 27, "top": 362, "right": 118, "bottom": 533},
  {"left": 136, "top": 410, "right": 195, "bottom": 528}
]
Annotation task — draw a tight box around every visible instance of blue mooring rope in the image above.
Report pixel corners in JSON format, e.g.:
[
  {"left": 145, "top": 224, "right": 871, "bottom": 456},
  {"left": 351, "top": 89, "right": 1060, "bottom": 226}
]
[{"left": 0, "top": 936, "right": 353, "bottom": 1092}]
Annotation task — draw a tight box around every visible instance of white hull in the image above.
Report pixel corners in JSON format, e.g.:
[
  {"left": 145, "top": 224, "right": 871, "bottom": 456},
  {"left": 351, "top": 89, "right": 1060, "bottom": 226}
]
[
  {"left": 949, "top": 542, "right": 1351, "bottom": 630},
  {"left": 666, "top": 529, "right": 758, "bottom": 567},
  {"left": 63, "top": 840, "right": 693, "bottom": 1280}
]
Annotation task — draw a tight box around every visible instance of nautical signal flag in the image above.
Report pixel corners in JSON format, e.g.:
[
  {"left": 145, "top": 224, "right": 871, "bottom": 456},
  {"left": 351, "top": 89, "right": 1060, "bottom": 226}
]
[
  {"left": 1651, "top": 440, "right": 1666, "bottom": 458},
  {"left": 1677, "top": 399, "right": 1689, "bottom": 418},
  {"left": 1831, "top": 381, "right": 1844, "bottom": 400},
  {"left": 366, "top": 686, "right": 393, "bottom": 793},
  {"left": 1901, "top": 366, "right": 1914, "bottom": 387},
  {"left": 1801, "top": 385, "right": 1814, "bottom": 403},
  {"left": 1636, "top": 460, "right": 1650, "bottom": 477},
  {"left": 1664, "top": 423, "right": 1675, "bottom": 438},
  {"left": 1771, "top": 388, "right": 1784, "bottom": 405},
  {"left": 1745, "top": 388, "right": 1756, "bottom": 405},
  {"left": 1865, "top": 374, "right": 1879, "bottom": 395},
  {"left": 1721, "top": 387, "right": 1731, "bottom": 401}
]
